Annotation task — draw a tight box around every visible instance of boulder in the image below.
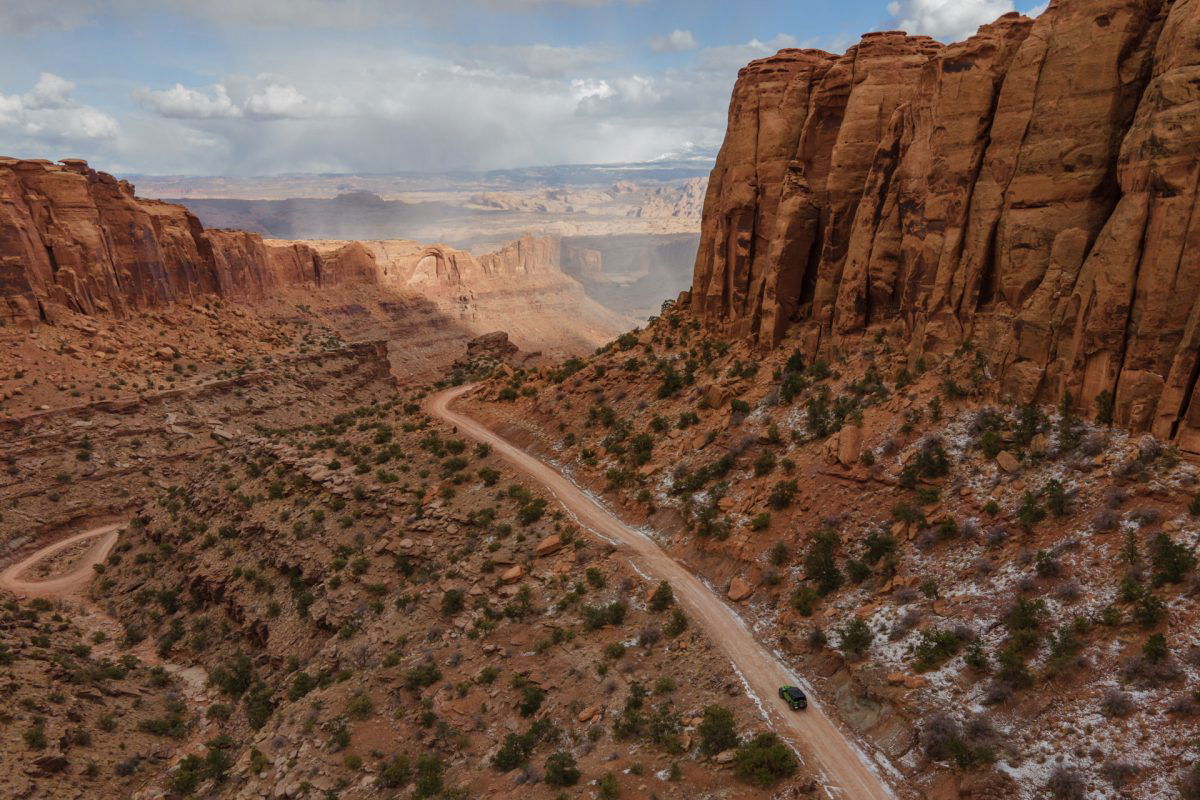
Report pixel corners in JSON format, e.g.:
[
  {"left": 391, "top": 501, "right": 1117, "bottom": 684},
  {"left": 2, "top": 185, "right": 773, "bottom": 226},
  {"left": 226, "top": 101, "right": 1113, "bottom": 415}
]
[
  {"left": 534, "top": 535, "right": 563, "bottom": 558},
  {"left": 996, "top": 451, "right": 1020, "bottom": 473},
  {"left": 727, "top": 576, "right": 753, "bottom": 602}
]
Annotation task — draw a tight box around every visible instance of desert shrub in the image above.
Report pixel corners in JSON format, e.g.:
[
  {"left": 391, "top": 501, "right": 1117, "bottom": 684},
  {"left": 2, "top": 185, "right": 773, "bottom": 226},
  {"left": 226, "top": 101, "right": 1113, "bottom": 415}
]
[
  {"left": 581, "top": 601, "right": 627, "bottom": 630},
  {"left": 378, "top": 754, "right": 411, "bottom": 788},
  {"left": 1045, "top": 766, "right": 1086, "bottom": 800},
  {"left": 733, "top": 732, "right": 797, "bottom": 787},
  {"left": 664, "top": 608, "right": 688, "bottom": 637},
  {"left": 768, "top": 480, "right": 798, "bottom": 510},
  {"left": 517, "top": 684, "right": 545, "bottom": 717},
  {"left": 804, "top": 528, "right": 842, "bottom": 596},
  {"left": 913, "top": 629, "right": 963, "bottom": 673},
  {"left": 838, "top": 618, "right": 873, "bottom": 658},
  {"left": 1151, "top": 532, "right": 1196, "bottom": 586},
  {"left": 403, "top": 660, "right": 442, "bottom": 690},
  {"left": 648, "top": 582, "right": 676, "bottom": 614},
  {"left": 1101, "top": 688, "right": 1134, "bottom": 718},
  {"left": 545, "top": 751, "right": 580, "bottom": 787},
  {"left": 697, "top": 705, "right": 738, "bottom": 754},
  {"left": 441, "top": 589, "right": 465, "bottom": 615},
  {"left": 413, "top": 754, "right": 444, "bottom": 799},
  {"left": 492, "top": 731, "right": 537, "bottom": 771},
  {"left": 1099, "top": 759, "right": 1139, "bottom": 789},
  {"left": 920, "top": 713, "right": 994, "bottom": 768},
  {"left": 790, "top": 586, "right": 818, "bottom": 616}
]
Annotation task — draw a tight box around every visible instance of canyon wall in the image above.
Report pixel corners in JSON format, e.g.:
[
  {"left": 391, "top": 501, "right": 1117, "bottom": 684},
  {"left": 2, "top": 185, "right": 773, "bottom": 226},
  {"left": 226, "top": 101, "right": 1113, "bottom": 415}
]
[
  {"left": 0, "top": 157, "right": 630, "bottom": 355},
  {"left": 299, "top": 234, "right": 633, "bottom": 354},
  {"left": 690, "top": 0, "right": 1200, "bottom": 447},
  {"left": 0, "top": 158, "right": 377, "bottom": 325}
]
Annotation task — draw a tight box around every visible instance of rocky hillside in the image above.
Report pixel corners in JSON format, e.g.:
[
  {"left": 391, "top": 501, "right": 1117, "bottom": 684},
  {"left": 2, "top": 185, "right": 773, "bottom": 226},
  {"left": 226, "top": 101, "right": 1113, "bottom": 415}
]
[
  {"left": 0, "top": 158, "right": 630, "bottom": 358},
  {"left": 462, "top": 302, "right": 1200, "bottom": 800},
  {"left": 690, "top": 0, "right": 1200, "bottom": 450}
]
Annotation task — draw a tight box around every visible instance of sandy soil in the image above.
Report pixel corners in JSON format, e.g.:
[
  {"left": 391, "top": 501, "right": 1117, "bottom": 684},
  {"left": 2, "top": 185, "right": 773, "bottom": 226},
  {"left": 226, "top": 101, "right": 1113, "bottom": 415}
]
[{"left": 428, "top": 385, "right": 897, "bottom": 800}]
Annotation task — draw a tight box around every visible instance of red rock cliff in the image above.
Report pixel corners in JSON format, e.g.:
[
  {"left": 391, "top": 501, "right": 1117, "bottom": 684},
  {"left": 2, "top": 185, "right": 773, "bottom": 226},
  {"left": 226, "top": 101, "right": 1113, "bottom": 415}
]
[
  {"left": 691, "top": 0, "right": 1200, "bottom": 447},
  {"left": 0, "top": 158, "right": 374, "bottom": 325}
]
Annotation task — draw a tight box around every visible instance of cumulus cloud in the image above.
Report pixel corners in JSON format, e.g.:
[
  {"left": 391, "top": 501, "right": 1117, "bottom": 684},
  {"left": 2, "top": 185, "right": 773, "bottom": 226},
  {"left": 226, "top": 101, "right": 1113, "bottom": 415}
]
[
  {"left": 650, "top": 29, "right": 698, "bottom": 54},
  {"left": 886, "top": 0, "right": 1015, "bottom": 42},
  {"left": 134, "top": 79, "right": 350, "bottom": 121},
  {"left": 0, "top": 73, "right": 119, "bottom": 145},
  {"left": 133, "top": 84, "right": 242, "bottom": 119}
]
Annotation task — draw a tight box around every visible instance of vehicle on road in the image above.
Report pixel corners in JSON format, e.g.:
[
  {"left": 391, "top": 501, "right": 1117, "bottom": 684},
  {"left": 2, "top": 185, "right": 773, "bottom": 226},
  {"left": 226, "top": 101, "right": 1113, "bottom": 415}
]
[{"left": 779, "top": 685, "right": 807, "bottom": 710}]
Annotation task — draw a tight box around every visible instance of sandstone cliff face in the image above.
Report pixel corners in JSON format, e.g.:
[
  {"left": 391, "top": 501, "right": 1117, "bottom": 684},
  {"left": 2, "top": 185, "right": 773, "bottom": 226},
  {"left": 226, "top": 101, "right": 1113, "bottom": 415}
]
[
  {"left": 692, "top": 0, "right": 1200, "bottom": 447},
  {"left": 0, "top": 158, "right": 374, "bottom": 325},
  {"left": 300, "top": 234, "right": 633, "bottom": 354},
  {"left": 0, "top": 158, "right": 628, "bottom": 357}
]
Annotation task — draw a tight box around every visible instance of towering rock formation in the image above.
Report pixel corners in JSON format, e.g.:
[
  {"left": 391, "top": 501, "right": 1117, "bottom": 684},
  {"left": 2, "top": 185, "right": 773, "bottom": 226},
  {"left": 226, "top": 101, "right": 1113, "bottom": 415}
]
[
  {"left": 691, "top": 0, "right": 1200, "bottom": 447},
  {"left": 0, "top": 158, "right": 374, "bottom": 325},
  {"left": 0, "top": 158, "right": 630, "bottom": 355}
]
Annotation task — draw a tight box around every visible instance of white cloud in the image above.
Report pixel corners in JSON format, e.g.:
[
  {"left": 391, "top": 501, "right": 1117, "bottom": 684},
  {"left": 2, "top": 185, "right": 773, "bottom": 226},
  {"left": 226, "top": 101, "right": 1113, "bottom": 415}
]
[
  {"left": 886, "top": 0, "right": 1015, "bottom": 43},
  {"left": 0, "top": 73, "right": 119, "bottom": 145},
  {"left": 134, "top": 79, "right": 349, "bottom": 121},
  {"left": 695, "top": 34, "right": 801, "bottom": 71},
  {"left": 1025, "top": 1, "right": 1050, "bottom": 17},
  {"left": 650, "top": 29, "right": 698, "bottom": 54},
  {"left": 133, "top": 84, "right": 242, "bottom": 119}
]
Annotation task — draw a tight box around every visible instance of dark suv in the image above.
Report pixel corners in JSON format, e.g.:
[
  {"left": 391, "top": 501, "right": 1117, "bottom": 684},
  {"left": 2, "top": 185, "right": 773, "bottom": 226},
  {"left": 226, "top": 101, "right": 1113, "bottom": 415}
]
[{"left": 778, "top": 685, "right": 807, "bottom": 710}]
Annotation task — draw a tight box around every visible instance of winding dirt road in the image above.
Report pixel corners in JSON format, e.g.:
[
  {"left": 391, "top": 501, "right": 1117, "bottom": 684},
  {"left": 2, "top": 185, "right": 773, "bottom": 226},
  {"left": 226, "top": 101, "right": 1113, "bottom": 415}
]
[
  {"left": 428, "top": 385, "right": 896, "bottom": 800},
  {"left": 0, "top": 523, "right": 123, "bottom": 597}
]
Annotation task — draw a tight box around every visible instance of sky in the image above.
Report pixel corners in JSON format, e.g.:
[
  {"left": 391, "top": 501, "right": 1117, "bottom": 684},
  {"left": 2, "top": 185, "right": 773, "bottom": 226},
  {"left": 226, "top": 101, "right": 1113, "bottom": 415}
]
[{"left": 0, "top": 0, "right": 1049, "bottom": 176}]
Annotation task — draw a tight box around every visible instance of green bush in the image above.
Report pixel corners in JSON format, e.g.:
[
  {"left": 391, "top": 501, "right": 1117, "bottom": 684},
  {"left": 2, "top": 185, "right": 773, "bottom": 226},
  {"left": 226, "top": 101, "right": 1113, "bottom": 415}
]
[
  {"left": 768, "top": 480, "right": 798, "bottom": 510},
  {"left": 378, "top": 754, "right": 411, "bottom": 788},
  {"left": 545, "top": 751, "right": 580, "bottom": 787},
  {"left": 697, "top": 705, "right": 738, "bottom": 755},
  {"left": 649, "top": 581, "right": 674, "bottom": 612},
  {"left": 664, "top": 608, "right": 688, "bottom": 637},
  {"left": 403, "top": 661, "right": 442, "bottom": 690},
  {"left": 413, "top": 754, "right": 444, "bottom": 799},
  {"left": 913, "top": 629, "right": 963, "bottom": 673},
  {"left": 491, "top": 732, "right": 535, "bottom": 771},
  {"left": 838, "top": 618, "right": 873, "bottom": 658},
  {"left": 733, "top": 732, "right": 798, "bottom": 787},
  {"left": 804, "top": 528, "right": 842, "bottom": 596}
]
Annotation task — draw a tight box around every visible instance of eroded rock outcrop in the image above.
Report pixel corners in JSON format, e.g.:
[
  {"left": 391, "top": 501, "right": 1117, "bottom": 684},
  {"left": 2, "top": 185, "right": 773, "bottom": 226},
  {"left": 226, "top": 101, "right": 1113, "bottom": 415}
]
[
  {"left": 0, "top": 158, "right": 375, "bottom": 325},
  {"left": 691, "top": 0, "right": 1200, "bottom": 447},
  {"left": 301, "top": 235, "right": 632, "bottom": 354}
]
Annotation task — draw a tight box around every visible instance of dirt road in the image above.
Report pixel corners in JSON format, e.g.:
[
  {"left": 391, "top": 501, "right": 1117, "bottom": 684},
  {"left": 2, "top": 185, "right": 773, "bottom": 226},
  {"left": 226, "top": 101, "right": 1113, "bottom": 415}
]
[
  {"left": 0, "top": 523, "right": 123, "bottom": 597},
  {"left": 428, "top": 385, "right": 897, "bottom": 800}
]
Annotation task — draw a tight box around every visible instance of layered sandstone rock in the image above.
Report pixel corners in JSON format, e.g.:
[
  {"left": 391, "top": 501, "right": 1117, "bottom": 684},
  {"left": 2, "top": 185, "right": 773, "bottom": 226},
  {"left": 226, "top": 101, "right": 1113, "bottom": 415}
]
[
  {"left": 692, "top": 0, "right": 1200, "bottom": 447},
  {"left": 298, "top": 234, "right": 632, "bottom": 354},
  {"left": 0, "top": 158, "right": 374, "bottom": 325},
  {"left": 0, "top": 158, "right": 630, "bottom": 356}
]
